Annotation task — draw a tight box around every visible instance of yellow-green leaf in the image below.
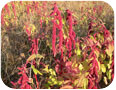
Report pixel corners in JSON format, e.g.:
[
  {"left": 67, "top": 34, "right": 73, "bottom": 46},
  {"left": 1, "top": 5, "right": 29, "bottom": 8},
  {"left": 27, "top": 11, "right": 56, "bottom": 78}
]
[
  {"left": 103, "top": 76, "right": 108, "bottom": 85},
  {"left": 79, "top": 64, "right": 83, "bottom": 71},
  {"left": 105, "top": 41, "right": 114, "bottom": 57},
  {"left": 83, "top": 78, "right": 88, "bottom": 89},
  {"left": 31, "top": 65, "right": 43, "bottom": 75},
  {"left": 49, "top": 69, "right": 56, "bottom": 76},
  {"left": 101, "top": 64, "right": 106, "bottom": 73},
  {"left": 106, "top": 70, "right": 112, "bottom": 80},
  {"left": 27, "top": 54, "right": 44, "bottom": 62},
  {"left": 43, "top": 65, "right": 49, "bottom": 73},
  {"left": 58, "top": 81, "right": 63, "bottom": 85},
  {"left": 30, "top": 24, "right": 36, "bottom": 34},
  {"left": 76, "top": 48, "right": 81, "bottom": 56}
]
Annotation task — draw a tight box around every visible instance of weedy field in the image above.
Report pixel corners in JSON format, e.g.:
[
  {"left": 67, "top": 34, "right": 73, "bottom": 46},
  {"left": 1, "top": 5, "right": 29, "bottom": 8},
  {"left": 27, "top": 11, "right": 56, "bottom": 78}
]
[{"left": 1, "top": 1, "right": 114, "bottom": 89}]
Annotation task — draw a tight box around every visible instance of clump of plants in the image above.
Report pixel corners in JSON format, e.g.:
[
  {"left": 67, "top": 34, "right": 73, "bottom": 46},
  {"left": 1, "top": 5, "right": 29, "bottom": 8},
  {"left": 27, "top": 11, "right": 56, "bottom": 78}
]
[{"left": 1, "top": 1, "right": 114, "bottom": 89}]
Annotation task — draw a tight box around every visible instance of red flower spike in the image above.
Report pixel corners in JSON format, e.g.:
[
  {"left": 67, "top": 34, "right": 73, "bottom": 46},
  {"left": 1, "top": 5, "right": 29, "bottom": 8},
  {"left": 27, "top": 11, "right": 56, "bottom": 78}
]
[
  {"left": 27, "top": 5, "right": 30, "bottom": 15},
  {"left": 51, "top": 3, "right": 64, "bottom": 56},
  {"left": 52, "top": 20, "right": 56, "bottom": 56},
  {"left": 11, "top": 2, "right": 16, "bottom": 19},
  {"left": 66, "top": 9, "right": 76, "bottom": 57},
  {"left": 4, "top": 4, "right": 10, "bottom": 16}
]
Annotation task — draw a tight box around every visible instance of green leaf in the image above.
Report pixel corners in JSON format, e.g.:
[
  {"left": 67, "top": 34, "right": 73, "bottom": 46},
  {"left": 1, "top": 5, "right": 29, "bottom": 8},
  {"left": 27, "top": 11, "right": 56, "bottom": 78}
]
[
  {"left": 44, "top": 84, "right": 51, "bottom": 89},
  {"left": 31, "top": 65, "right": 43, "bottom": 75}
]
